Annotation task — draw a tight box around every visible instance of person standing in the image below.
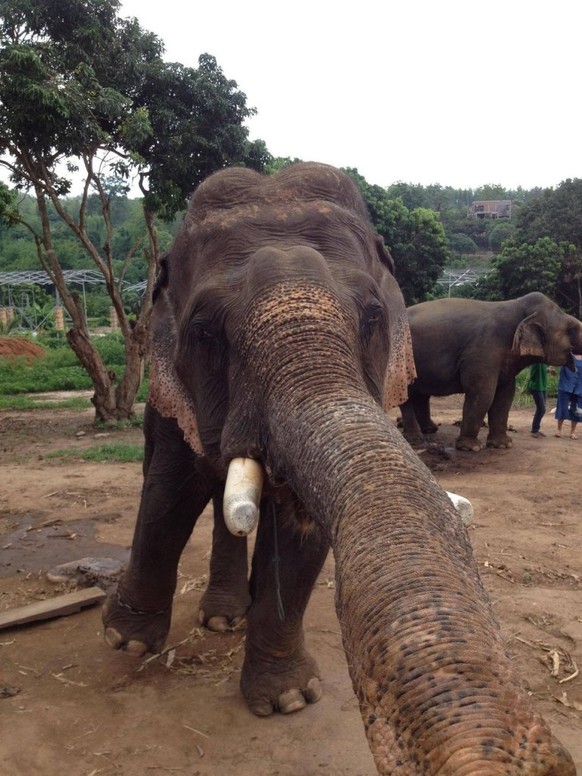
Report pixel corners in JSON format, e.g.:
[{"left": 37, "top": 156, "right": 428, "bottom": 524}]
[
  {"left": 528, "top": 362, "right": 551, "bottom": 437},
  {"left": 555, "top": 354, "right": 582, "bottom": 439}
]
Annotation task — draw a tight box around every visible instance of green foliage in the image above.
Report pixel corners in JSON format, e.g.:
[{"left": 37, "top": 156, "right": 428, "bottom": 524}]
[
  {"left": 0, "top": 0, "right": 269, "bottom": 420},
  {"left": 515, "top": 179, "right": 582, "bottom": 249},
  {"left": 0, "top": 333, "right": 148, "bottom": 394},
  {"left": 474, "top": 184, "right": 507, "bottom": 200},
  {"left": 449, "top": 233, "right": 478, "bottom": 255},
  {"left": 0, "top": 394, "right": 91, "bottom": 410},
  {"left": 488, "top": 221, "right": 515, "bottom": 252},
  {"left": 346, "top": 169, "right": 450, "bottom": 305},
  {"left": 484, "top": 237, "right": 570, "bottom": 301},
  {"left": 46, "top": 442, "right": 144, "bottom": 463},
  {"left": 556, "top": 250, "right": 582, "bottom": 319},
  {"left": 392, "top": 207, "right": 450, "bottom": 305},
  {"left": 244, "top": 139, "right": 274, "bottom": 172},
  {"left": 469, "top": 271, "right": 505, "bottom": 302},
  {"left": 94, "top": 413, "right": 144, "bottom": 430}
]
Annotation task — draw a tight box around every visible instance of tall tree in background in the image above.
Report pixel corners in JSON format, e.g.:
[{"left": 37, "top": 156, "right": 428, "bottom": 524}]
[
  {"left": 0, "top": 0, "right": 267, "bottom": 421},
  {"left": 515, "top": 178, "right": 582, "bottom": 249},
  {"left": 472, "top": 236, "right": 582, "bottom": 317},
  {"left": 347, "top": 170, "right": 450, "bottom": 305}
]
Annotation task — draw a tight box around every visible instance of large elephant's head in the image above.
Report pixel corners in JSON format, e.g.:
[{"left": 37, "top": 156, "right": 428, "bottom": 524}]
[
  {"left": 512, "top": 291, "right": 582, "bottom": 364},
  {"left": 151, "top": 165, "right": 574, "bottom": 774}
]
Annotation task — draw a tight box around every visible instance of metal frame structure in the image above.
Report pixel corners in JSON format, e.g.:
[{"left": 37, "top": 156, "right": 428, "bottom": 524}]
[{"left": 0, "top": 269, "right": 147, "bottom": 331}]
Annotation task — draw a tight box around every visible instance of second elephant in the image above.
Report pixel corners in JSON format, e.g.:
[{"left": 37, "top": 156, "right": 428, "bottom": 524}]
[{"left": 400, "top": 292, "right": 582, "bottom": 451}]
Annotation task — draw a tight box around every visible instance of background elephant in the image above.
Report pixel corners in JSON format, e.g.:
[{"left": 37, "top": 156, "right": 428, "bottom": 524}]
[
  {"left": 102, "top": 164, "right": 574, "bottom": 774},
  {"left": 400, "top": 293, "right": 582, "bottom": 451}
]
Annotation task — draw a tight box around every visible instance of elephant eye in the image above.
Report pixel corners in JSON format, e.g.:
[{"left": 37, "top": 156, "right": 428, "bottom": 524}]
[
  {"left": 359, "top": 301, "right": 385, "bottom": 345},
  {"left": 188, "top": 318, "right": 215, "bottom": 341}
]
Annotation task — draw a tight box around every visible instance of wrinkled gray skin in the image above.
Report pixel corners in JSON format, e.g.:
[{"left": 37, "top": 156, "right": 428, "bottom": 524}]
[
  {"left": 401, "top": 293, "right": 582, "bottom": 452},
  {"left": 102, "top": 164, "right": 575, "bottom": 775}
]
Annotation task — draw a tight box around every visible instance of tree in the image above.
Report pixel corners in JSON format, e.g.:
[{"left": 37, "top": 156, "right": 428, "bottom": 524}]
[
  {"left": 475, "top": 237, "right": 570, "bottom": 302},
  {"left": 488, "top": 221, "right": 515, "bottom": 253},
  {"left": 0, "top": 0, "right": 265, "bottom": 421},
  {"left": 515, "top": 178, "right": 582, "bottom": 249},
  {"left": 474, "top": 184, "right": 507, "bottom": 201},
  {"left": 556, "top": 248, "right": 582, "bottom": 319},
  {"left": 346, "top": 170, "right": 450, "bottom": 305},
  {"left": 449, "top": 232, "right": 478, "bottom": 256}
]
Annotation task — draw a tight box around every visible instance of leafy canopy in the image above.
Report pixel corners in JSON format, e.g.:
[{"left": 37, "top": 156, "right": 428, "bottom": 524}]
[
  {"left": 346, "top": 169, "right": 450, "bottom": 305},
  {"left": 0, "top": 0, "right": 261, "bottom": 218},
  {"left": 0, "top": 0, "right": 268, "bottom": 421}
]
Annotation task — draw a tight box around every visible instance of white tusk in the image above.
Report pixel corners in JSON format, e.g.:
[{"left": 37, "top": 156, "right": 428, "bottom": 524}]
[
  {"left": 446, "top": 491, "right": 474, "bottom": 525},
  {"left": 223, "top": 457, "right": 264, "bottom": 536}
]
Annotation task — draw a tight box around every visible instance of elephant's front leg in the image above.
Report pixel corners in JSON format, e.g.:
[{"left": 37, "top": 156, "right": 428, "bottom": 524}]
[
  {"left": 241, "top": 498, "right": 329, "bottom": 716},
  {"left": 198, "top": 494, "right": 251, "bottom": 632},
  {"left": 103, "top": 410, "right": 215, "bottom": 656},
  {"left": 457, "top": 383, "right": 496, "bottom": 451},
  {"left": 486, "top": 378, "right": 516, "bottom": 448}
]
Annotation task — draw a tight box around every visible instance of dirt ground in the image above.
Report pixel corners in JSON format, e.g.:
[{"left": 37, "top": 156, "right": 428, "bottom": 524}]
[{"left": 0, "top": 395, "right": 581, "bottom": 776}]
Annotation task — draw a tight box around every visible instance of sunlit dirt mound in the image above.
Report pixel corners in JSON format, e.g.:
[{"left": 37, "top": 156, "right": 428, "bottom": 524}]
[{"left": 0, "top": 337, "right": 46, "bottom": 362}]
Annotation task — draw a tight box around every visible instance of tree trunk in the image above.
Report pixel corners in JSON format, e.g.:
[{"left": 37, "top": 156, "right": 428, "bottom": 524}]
[
  {"left": 66, "top": 327, "right": 117, "bottom": 422},
  {"left": 114, "top": 320, "right": 150, "bottom": 420}
]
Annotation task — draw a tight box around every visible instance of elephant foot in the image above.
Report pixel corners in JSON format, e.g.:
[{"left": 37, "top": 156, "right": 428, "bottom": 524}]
[
  {"left": 486, "top": 435, "right": 513, "bottom": 449},
  {"left": 455, "top": 436, "right": 482, "bottom": 452},
  {"left": 402, "top": 431, "right": 426, "bottom": 448},
  {"left": 102, "top": 589, "right": 172, "bottom": 656},
  {"left": 198, "top": 584, "right": 251, "bottom": 633},
  {"left": 420, "top": 421, "right": 439, "bottom": 434},
  {"left": 241, "top": 646, "right": 322, "bottom": 716}
]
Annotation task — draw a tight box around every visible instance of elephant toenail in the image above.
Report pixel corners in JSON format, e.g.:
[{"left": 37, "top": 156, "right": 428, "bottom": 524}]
[
  {"left": 124, "top": 639, "right": 148, "bottom": 657},
  {"left": 251, "top": 700, "right": 274, "bottom": 717},
  {"left": 104, "top": 627, "right": 124, "bottom": 650},
  {"left": 304, "top": 677, "right": 323, "bottom": 704},
  {"left": 279, "top": 689, "right": 306, "bottom": 714},
  {"left": 207, "top": 616, "right": 230, "bottom": 632}
]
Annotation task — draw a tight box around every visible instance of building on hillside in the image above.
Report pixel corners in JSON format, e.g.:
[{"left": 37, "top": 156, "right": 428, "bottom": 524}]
[{"left": 468, "top": 200, "right": 512, "bottom": 219}]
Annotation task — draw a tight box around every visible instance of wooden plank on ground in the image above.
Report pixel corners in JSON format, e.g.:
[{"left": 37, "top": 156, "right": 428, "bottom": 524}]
[{"left": 0, "top": 587, "right": 106, "bottom": 630}]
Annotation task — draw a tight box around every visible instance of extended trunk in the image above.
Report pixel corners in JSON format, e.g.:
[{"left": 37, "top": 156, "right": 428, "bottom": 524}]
[
  {"left": 271, "top": 393, "right": 573, "bottom": 774},
  {"left": 233, "top": 281, "right": 573, "bottom": 773}
]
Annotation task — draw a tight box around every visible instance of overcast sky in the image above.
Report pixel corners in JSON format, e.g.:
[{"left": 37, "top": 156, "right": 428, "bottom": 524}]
[{"left": 121, "top": 1, "right": 579, "bottom": 191}]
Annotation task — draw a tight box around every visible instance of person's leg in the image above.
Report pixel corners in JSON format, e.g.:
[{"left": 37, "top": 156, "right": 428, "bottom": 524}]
[
  {"left": 555, "top": 390, "right": 568, "bottom": 436},
  {"left": 568, "top": 392, "right": 579, "bottom": 438},
  {"left": 530, "top": 390, "right": 546, "bottom": 434}
]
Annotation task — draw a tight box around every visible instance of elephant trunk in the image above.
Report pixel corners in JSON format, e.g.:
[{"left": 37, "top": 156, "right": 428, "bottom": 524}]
[
  {"left": 236, "top": 284, "right": 574, "bottom": 774},
  {"left": 273, "top": 395, "right": 573, "bottom": 773},
  {"left": 230, "top": 285, "right": 576, "bottom": 776}
]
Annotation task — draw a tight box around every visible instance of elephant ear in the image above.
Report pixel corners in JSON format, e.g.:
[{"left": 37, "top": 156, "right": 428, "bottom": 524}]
[
  {"left": 382, "top": 298, "right": 417, "bottom": 410},
  {"left": 512, "top": 312, "right": 546, "bottom": 357},
  {"left": 374, "top": 234, "right": 396, "bottom": 275},
  {"left": 147, "top": 274, "right": 205, "bottom": 456}
]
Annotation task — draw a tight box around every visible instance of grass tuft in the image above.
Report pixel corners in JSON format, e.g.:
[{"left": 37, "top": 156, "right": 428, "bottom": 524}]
[{"left": 46, "top": 442, "right": 144, "bottom": 463}]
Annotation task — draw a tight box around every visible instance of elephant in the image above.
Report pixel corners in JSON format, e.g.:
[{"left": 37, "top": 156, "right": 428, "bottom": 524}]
[
  {"left": 400, "top": 293, "right": 582, "bottom": 452},
  {"left": 102, "top": 163, "right": 575, "bottom": 774}
]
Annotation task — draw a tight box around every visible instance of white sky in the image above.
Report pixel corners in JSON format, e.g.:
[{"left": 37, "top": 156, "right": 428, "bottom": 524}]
[
  {"left": 118, "top": 0, "right": 582, "bottom": 191},
  {"left": 69, "top": 2, "right": 582, "bottom": 192}
]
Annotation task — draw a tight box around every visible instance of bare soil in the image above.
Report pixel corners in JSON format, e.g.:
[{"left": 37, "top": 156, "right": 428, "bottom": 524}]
[
  {"left": 0, "top": 396, "right": 580, "bottom": 776},
  {"left": 0, "top": 337, "right": 45, "bottom": 361}
]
